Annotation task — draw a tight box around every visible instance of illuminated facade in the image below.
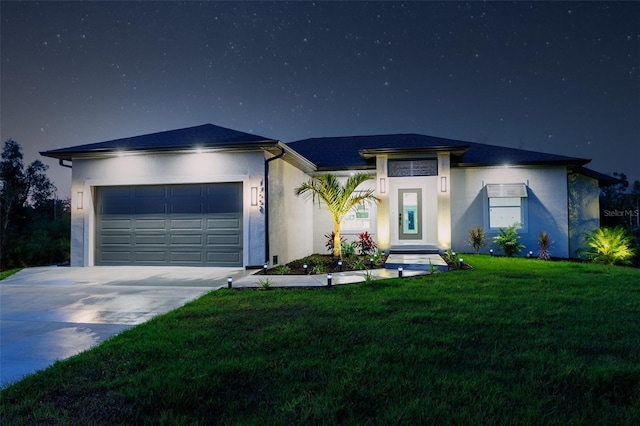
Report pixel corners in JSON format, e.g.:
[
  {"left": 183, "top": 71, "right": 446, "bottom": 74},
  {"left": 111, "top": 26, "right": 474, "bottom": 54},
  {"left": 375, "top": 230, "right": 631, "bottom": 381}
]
[{"left": 42, "top": 124, "right": 615, "bottom": 267}]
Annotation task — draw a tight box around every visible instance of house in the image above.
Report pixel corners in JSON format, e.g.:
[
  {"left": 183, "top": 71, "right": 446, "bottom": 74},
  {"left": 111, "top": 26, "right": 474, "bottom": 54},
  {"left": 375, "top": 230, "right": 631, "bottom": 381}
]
[{"left": 41, "top": 123, "right": 614, "bottom": 268}]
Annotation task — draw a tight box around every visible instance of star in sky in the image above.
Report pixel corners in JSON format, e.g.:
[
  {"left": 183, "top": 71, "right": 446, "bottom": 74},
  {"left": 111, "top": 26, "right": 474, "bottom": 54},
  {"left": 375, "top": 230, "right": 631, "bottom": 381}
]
[{"left": 1, "top": 1, "right": 638, "bottom": 197}]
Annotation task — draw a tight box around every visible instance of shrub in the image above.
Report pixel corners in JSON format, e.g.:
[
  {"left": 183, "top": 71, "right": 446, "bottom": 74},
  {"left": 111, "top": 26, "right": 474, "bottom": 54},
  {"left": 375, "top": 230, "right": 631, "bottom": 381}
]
[
  {"left": 493, "top": 224, "right": 525, "bottom": 257},
  {"left": 275, "top": 265, "right": 291, "bottom": 275},
  {"left": 351, "top": 257, "right": 367, "bottom": 270},
  {"left": 341, "top": 241, "right": 357, "bottom": 258},
  {"left": 468, "top": 226, "right": 487, "bottom": 254},
  {"left": 581, "top": 226, "right": 636, "bottom": 265},
  {"left": 311, "top": 264, "right": 325, "bottom": 275},
  {"left": 324, "top": 231, "right": 346, "bottom": 254},
  {"left": 356, "top": 231, "right": 377, "bottom": 255},
  {"left": 538, "top": 231, "right": 552, "bottom": 260}
]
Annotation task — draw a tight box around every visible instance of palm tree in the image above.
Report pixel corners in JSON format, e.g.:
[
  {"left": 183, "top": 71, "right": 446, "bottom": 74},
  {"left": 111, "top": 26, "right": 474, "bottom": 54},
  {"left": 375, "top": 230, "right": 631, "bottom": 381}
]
[{"left": 295, "top": 173, "right": 380, "bottom": 258}]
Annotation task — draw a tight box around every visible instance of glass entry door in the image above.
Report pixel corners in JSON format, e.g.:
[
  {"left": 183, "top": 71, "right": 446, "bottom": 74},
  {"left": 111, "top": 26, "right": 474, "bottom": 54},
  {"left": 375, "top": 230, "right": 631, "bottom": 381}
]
[{"left": 398, "top": 188, "right": 422, "bottom": 240}]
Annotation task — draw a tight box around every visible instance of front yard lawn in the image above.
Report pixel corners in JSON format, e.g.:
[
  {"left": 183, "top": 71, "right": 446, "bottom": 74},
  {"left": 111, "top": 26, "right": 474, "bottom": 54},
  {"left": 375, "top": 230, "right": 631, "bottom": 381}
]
[{"left": 1, "top": 256, "right": 639, "bottom": 424}]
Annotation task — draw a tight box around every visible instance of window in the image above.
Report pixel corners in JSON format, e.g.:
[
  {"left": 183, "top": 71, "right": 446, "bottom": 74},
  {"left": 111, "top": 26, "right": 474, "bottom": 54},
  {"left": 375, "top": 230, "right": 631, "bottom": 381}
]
[{"left": 486, "top": 184, "right": 528, "bottom": 229}]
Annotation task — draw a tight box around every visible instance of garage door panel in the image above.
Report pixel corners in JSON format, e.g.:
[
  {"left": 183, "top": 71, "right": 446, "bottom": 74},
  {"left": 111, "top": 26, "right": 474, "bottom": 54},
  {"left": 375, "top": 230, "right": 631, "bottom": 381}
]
[
  {"left": 135, "top": 186, "right": 165, "bottom": 197},
  {"left": 97, "top": 183, "right": 243, "bottom": 266},
  {"left": 100, "top": 251, "right": 132, "bottom": 263},
  {"left": 207, "top": 217, "right": 241, "bottom": 230},
  {"left": 170, "top": 234, "right": 203, "bottom": 245},
  {"left": 135, "top": 219, "right": 166, "bottom": 230},
  {"left": 170, "top": 200, "right": 203, "bottom": 214},
  {"left": 170, "top": 252, "right": 204, "bottom": 263},
  {"left": 207, "top": 234, "right": 241, "bottom": 246},
  {"left": 171, "top": 218, "right": 204, "bottom": 230},
  {"left": 135, "top": 234, "right": 166, "bottom": 245},
  {"left": 101, "top": 219, "right": 132, "bottom": 230},
  {"left": 102, "top": 235, "right": 132, "bottom": 245},
  {"left": 206, "top": 251, "right": 242, "bottom": 264},
  {"left": 135, "top": 251, "right": 168, "bottom": 262},
  {"left": 135, "top": 201, "right": 166, "bottom": 215}
]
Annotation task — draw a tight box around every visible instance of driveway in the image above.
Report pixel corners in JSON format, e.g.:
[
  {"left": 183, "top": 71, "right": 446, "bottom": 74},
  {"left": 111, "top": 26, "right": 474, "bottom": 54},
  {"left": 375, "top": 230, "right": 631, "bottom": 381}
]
[{"left": 0, "top": 265, "right": 246, "bottom": 388}]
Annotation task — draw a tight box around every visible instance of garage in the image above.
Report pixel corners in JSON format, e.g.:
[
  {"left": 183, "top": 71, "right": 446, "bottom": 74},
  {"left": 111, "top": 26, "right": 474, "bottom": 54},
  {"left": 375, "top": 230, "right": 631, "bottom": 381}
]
[{"left": 96, "top": 183, "right": 243, "bottom": 266}]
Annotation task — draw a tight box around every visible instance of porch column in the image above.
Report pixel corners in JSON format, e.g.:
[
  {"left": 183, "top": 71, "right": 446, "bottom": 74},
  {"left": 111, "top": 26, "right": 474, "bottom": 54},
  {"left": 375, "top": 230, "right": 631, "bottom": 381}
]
[
  {"left": 437, "top": 153, "right": 451, "bottom": 249},
  {"left": 376, "top": 155, "right": 390, "bottom": 250}
]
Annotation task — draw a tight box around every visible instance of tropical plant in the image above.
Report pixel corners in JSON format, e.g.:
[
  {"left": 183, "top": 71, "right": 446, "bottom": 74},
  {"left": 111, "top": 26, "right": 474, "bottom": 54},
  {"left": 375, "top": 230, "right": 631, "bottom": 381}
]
[
  {"left": 356, "top": 231, "right": 377, "bottom": 255},
  {"left": 351, "top": 257, "right": 366, "bottom": 270},
  {"left": 581, "top": 226, "right": 636, "bottom": 265},
  {"left": 341, "top": 241, "right": 357, "bottom": 258},
  {"left": 257, "top": 278, "right": 272, "bottom": 290},
  {"left": 493, "top": 224, "right": 525, "bottom": 257},
  {"left": 275, "top": 265, "right": 291, "bottom": 275},
  {"left": 371, "top": 250, "right": 385, "bottom": 266},
  {"left": 324, "top": 231, "right": 346, "bottom": 254},
  {"left": 537, "top": 231, "right": 552, "bottom": 260},
  {"left": 295, "top": 173, "right": 380, "bottom": 258},
  {"left": 468, "top": 226, "right": 487, "bottom": 254},
  {"left": 362, "top": 270, "right": 375, "bottom": 284}
]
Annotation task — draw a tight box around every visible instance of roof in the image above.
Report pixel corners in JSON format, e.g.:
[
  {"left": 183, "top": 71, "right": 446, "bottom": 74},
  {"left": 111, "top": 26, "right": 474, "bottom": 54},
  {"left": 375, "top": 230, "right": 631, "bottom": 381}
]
[
  {"left": 41, "top": 123, "right": 278, "bottom": 161},
  {"left": 286, "top": 133, "right": 590, "bottom": 169},
  {"left": 573, "top": 166, "right": 623, "bottom": 187}
]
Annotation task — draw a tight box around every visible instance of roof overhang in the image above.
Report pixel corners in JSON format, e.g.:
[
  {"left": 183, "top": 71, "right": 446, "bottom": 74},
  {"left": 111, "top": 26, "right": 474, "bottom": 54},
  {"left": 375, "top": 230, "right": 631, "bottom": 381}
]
[
  {"left": 359, "top": 145, "right": 470, "bottom": 159},
  {"left": 571, "top": 166, "right": 623, "bottom": 187},
  {"left": 41, "top": 139, "right": 317, "bottom": 174}
]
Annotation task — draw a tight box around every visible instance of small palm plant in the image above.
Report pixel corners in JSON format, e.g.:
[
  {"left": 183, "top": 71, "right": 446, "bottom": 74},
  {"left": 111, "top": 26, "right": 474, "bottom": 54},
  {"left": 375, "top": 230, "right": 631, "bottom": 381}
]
[
  {"left": 295, "top": 173, "right": 380, "bottom": 258},
  {"left": 493, "top": 224, "right": 525, "bottom": 257},
  {"left": 581, "top": 226, "right": 636, "bottom": 265},
  {"left": 537, "top": 231, "right": 552, "bottom": 260},
  {"left": 469, "top": 226, "right": 487, "bottom": 254}
]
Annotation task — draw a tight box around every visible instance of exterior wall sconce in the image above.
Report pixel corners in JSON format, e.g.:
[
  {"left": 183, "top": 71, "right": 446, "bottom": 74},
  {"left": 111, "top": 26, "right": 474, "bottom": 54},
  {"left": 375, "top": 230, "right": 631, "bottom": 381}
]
[
  {"left": 379, "top": 178, "right": 386, "bottom": 194},
  {"left": 251, "top": 186, "right": 258, "bottom": 206},
  {"left": 440, "top": 177, "right": 447, "bottom": 192},
  {"left": 77, "top": 192, "right": 83, "bottom": 209}
]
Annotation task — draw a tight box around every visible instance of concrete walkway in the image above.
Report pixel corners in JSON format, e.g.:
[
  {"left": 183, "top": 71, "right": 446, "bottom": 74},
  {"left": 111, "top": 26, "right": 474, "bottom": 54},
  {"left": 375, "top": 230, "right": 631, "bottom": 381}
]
[{"left": 1, "top": 265, "right": 428, "bottom": 388}]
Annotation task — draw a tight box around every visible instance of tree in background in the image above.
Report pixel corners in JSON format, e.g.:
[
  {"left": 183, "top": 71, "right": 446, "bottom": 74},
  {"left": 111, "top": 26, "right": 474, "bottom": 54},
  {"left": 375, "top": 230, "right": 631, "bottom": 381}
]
[{"left": 0, "top": 139, "right": 68, "bottom": 270}]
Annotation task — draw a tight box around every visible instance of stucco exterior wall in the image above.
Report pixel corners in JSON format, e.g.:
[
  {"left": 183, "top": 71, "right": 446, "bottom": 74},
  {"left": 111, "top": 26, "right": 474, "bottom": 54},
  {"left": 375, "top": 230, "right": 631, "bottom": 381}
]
[
  {"left": 267, "top": 158, "right": 314, "bottom": 265},
  {"left": 69, "top": 151, "right": 266, "bottom": 266},
  {"left": 451, "top": 166, "right": 570, "bottom": 257},
  {"left": 568, "top": 172, "right": 600, "bottom": 258}
]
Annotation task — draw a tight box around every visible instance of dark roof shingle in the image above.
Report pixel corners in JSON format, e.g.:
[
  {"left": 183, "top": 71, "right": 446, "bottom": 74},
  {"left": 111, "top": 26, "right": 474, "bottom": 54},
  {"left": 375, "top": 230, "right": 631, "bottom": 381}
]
[
  {"left": 41, "top": 124, "right": 275, "bottom": 160},
  {"left": 286, "top": 133, "right": 589, "bottom": 169}
]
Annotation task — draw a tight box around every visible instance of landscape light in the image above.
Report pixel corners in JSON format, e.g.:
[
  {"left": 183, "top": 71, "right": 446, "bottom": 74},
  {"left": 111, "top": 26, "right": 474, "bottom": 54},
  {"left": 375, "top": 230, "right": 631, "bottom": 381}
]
[
  {"left": 398, "top": 267, "right": 403, "bottom": 278},
  {"left": 327, "top": 274, "right": 333, "bottom": 287},
  {"left": 227, "top": 277, "right": 233, "bottom": 289}
]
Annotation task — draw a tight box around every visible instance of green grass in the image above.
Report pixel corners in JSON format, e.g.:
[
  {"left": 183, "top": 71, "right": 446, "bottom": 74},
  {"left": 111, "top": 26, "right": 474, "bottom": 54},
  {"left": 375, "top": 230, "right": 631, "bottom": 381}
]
[
  {"left": 0, "top": 268, "right": 21, "bottom": 280},
  {"left": 1, "top": 256, "right": 639, "bottom": 424}
]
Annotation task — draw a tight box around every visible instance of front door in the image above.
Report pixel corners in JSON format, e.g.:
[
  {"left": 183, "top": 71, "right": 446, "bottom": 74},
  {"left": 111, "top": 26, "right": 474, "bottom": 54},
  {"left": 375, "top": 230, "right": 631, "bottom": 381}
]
[{"left": 398, "top": 188, "right": 422, "bottom": 240}]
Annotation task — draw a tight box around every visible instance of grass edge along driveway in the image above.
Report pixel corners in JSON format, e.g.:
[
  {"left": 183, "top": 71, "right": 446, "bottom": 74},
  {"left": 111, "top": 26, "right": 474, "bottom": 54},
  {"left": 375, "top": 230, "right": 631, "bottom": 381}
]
[{"left": 1, "top": 256, "right": 639, "bottom": 424}]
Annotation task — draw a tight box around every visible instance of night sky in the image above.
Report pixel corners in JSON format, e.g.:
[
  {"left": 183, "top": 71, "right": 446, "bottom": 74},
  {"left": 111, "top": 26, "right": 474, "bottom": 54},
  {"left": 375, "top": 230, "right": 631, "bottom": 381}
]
[{"left": 2, "top": 1, "right": 639, "bottom": 198}]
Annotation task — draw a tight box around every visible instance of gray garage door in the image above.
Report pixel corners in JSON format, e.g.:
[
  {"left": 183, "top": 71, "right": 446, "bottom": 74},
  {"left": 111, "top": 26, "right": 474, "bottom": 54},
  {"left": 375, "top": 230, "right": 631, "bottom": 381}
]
[{"left": 96, "top": 183, "right": 242, "bottom": 266}]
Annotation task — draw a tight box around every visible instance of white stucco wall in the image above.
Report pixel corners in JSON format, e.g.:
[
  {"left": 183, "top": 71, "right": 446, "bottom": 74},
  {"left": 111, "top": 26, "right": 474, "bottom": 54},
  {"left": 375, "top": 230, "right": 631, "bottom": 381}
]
[
  {"left": 69, "top": 151, "right": 266, "bottom": 266},
  {"left": 267, "top": 158, "right": 314, "bottom": 266},
  {"left": 451, "top": 166, "right": 570, "bottom": 258}
]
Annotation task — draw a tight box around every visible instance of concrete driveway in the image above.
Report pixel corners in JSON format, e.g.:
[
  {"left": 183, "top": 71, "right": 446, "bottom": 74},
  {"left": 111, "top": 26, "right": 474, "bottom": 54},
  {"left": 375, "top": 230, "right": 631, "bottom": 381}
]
[{"left": 0, "top": 265, "right": 246, "bottom": 388}]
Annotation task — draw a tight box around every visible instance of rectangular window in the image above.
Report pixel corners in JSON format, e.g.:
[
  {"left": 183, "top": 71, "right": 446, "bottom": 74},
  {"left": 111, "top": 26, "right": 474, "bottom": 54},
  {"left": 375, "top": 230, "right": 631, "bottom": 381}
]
[{"left": 486, "top": 184, "right": 527, "bottom": 229}]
